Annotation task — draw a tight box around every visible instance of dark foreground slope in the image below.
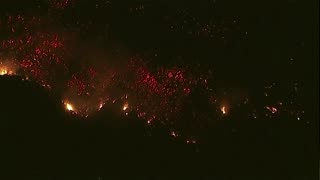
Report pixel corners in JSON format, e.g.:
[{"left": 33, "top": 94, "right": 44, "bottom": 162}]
[{"left": 0, "top": 76, "right": 317, "bottom": 180}]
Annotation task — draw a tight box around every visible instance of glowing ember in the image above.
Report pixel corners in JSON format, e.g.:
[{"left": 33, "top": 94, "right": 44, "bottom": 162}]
[
  {"left": 171, "top": 131, "right": 178, "bottom": 138},
  {"left": 266, "top": 106, "right": 278, "bottom": 114}
]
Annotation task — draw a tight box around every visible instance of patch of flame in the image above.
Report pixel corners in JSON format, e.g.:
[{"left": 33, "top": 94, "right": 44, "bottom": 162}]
[
  {"left": 98, "top": 102, "right": 105, "bottom": 111},
  {"left": 0, "top": 68, "right": 14, "bottom": 75},
  {"left": 221, "top": 106, "right": 227, "bottom": 115},
  {"left": 0, "top": 65, "right": 16, "bottom": 76},
  {"left": 0, "top": 69, "right": 8, "bottom": 75},
  {"left": 64, "top": 102, "right": 75, "bottom": 112},
  {"left": 123, "top": 103, "right": 129, "bottom": 111}
]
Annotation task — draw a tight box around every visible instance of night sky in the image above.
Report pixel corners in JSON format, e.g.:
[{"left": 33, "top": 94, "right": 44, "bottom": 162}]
[{"left": 0, "top": 0, "right": 318, "bottom": 179}]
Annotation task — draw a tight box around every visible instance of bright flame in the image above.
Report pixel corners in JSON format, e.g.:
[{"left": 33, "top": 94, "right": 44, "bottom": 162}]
[
  {"left": 123, "top": 103, "right": 129, "bottom": 111},
  {"left": 0, "top": 66, "right": 15, "bottom": 76},
  {"left": 221, "top": 106, "right": 227, "bottom": 115},
  {"left": 0, "top": 61, "right": 17, "bottom": 76},
  {"left": 98, "top": 103, "right": 105, "bottom": 110},
  {"left": 0, "top": 69, "right": 8, "bottom": 75},
  {"left": 64, "top": 102, "right": 74, "bottom": 112}
]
